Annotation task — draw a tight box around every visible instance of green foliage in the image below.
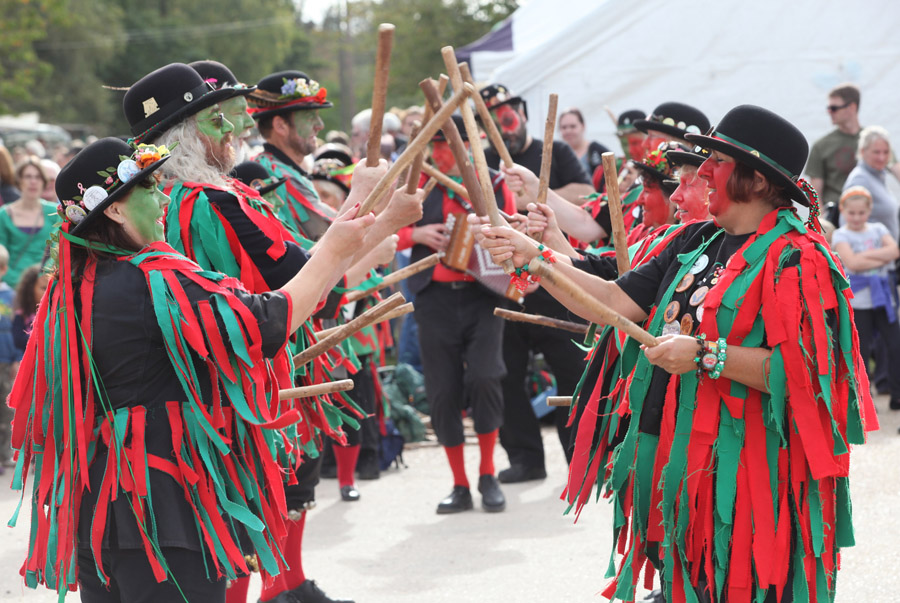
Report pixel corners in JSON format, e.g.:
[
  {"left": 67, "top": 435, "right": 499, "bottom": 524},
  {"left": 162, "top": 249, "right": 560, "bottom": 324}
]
[{"left": 0, "top": 0, "right": 61, "bottom": 112}]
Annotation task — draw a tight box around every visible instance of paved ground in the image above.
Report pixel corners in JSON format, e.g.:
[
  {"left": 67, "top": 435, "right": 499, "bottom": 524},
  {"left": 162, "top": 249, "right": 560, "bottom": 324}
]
[{"left": 2, "top": 396, "right": 899, "bottom": 603}]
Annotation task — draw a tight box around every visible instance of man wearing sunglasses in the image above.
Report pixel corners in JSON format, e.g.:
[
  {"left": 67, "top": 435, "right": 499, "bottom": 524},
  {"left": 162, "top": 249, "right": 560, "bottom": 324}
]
[{"left": 807, "top": 84, "right": 862, "bottom": 211}]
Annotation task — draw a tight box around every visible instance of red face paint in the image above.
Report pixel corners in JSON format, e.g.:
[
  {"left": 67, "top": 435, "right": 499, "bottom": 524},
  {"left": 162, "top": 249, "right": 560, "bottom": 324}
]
[
  {"left": 625, "top": 133, "right": 646, "bottom": 162},
  {"left": 671, "top": 166, "right": 710, "bottom": 222},
  {"left": 641, "top": 132, "right": 668, "bottom": 158},
  {"left": 638, "top": 179, "right": 673, "bottom": 227},
  {"left": 492, "top": 104, "right": 521, "bottom": 134},
  {"left": 430, "top": 141, "right": 456, "bottom": 174},
  {"left": 698, "top": 155, "right": 736, "bottom": 217}
]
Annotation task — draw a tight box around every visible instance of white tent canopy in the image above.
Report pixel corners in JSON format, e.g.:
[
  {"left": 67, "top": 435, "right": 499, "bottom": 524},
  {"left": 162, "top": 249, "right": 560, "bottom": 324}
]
[{"left": 465, "top": 0, "right": 900, "bottom": 174}]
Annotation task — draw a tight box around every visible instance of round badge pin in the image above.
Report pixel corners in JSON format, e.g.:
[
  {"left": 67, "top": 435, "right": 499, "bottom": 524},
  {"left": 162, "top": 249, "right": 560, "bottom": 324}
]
[
  {"left": 690, "top": 286, "right": 709, "bottom": 307},
  {"left": 117, "top": 159, "right": 140, "bottom": 184},
  {"left": 680, "top": 314, "right": 693, "bottom": 335},
  {"left": 65, "top": 205, "right": 87, "bottom": 224},
  {"left": 662, "top": 321, "right": 681, "bottom": 336},
  {"left": 81, "top": 186, "right": 109, "bottom": 211},
  {"left": 696, "top": 304, "right": 705, "bottom": 322},
  {"left": 690, "top": 254, "right": 709, "bottom": 274},
  {"left": 675, "top": 273, "right": 694, "bottom": 293},
  {"left": 663, "top": 300, "right": 680, "bottom": 323}
]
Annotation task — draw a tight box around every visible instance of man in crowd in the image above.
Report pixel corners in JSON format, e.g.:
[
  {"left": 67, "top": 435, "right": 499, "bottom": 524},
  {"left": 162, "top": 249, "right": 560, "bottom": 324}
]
[{"left": 807, "top": 84, "right": 864, "bottom": 212}]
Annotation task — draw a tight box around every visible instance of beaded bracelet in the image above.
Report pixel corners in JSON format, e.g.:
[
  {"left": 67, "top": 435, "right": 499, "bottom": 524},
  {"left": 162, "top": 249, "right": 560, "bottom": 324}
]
[
  {"left": 510, "top": 244, "right": 556, "bottom": 291},
  {"left": 694, "top": 336, "right": 728, "bottom": 379},
  {"left": 710, "top": 337, "right": 727, "bottom": 379}
]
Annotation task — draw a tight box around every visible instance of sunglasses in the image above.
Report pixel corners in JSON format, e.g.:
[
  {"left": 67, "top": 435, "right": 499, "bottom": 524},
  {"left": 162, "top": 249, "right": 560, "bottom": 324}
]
[{"left": 826, "top": 102, "right": 852, "bottom": 113}]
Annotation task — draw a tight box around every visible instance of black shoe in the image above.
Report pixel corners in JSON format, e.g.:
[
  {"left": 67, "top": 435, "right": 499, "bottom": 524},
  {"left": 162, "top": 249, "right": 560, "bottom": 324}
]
[
  {"left": 356, "top": 452, "right": 380, "bottom": 480},
  {"left": 477, "top": 474, "right": 506, "bottom": 512},
  {"left": 436, "top": 486, "right": 473, "bottom": 514},
  {"left": 291, "top": 579, "right": 354, "bottom": 603},
  {"left": 498, "top": 464, "right": 547, "bottom": 483},
  {"left": 258, "top": 591, "right": 298, "bottom": 603},
  {"left": 890, "top": 397, "right": 900, "bottom": 410},
  {"left": 641, "top": 589, "right": 666, "bottom": 603},
  {"left": 340, "top": 485, "right": 360, "bottom": 502}
]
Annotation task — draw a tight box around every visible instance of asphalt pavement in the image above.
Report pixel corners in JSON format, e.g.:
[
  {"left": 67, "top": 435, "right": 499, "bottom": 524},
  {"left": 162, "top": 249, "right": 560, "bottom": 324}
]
[{"left": 2, "top": 396, "right": 899, "bottom": 603}]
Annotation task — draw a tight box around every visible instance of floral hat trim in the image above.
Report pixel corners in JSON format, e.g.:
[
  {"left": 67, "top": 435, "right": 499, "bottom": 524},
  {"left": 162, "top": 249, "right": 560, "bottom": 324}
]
[
  {"left": 58, "top": 143, "right": 174, "bottom": 226},
  {"left": 247, "top": 77, "right": 328, "bottom": 115}
]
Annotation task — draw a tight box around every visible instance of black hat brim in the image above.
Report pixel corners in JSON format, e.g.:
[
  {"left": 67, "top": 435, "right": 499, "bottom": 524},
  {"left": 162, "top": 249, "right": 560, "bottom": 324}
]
[
  {"left": 71, "top": 155, "right": 171, "bottom": 235},
  {"left": 633, "top": 161, "right": 677, "bottom": 194},
  {"left": 310, "top": 174, "right": 350, "bottom": 195},
  {"left": 666, "top": 150, "right": 706, "bottom": 168},
  {"left": 258, "top": 176, "right": 288, "bottom": 196},
  {"left": 684, "top": 133, "right": 809, "bottom": 206},
  {"left": 634, "top": 119, "right": 692, "bottom": 141},
  {"left": 250, "top": 101, "right": 334, "bottom": 121},
  {"left": 137, "top": 88, "right": 237, "bottom": 143}
]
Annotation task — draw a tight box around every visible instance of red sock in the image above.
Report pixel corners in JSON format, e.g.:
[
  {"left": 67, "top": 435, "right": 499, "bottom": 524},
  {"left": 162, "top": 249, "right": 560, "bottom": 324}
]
[
  {"left": 260, "top": 512, "right": 307, "bottom": 601},
  {"left": 444, "top": 444, "right": 469, "bottom": 488},
  {"left": 477, "top": 429, "right": 498, "bottom": 476},
  {"left": 225, "top": 575, "right": 250, "bottom": 603},
  {"left": 333, "top": 444, "right": 361, "bottom": 488}
]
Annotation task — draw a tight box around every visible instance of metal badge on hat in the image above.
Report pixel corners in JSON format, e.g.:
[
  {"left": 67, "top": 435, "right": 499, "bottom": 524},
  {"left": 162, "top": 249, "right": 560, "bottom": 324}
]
[{"left": 143, "top": 98, "right": 160, "bottom": 118}]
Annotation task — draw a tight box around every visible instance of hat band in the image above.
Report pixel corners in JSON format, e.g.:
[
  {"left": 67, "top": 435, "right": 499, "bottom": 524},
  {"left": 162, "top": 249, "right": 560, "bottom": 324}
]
[
  {"left": 131, "top": 81, "right": 216, "bottom": 135},
  {"left": 248, "top": 89, "right": 328, "bottom": 115},
  {"left": 710, "top": 132, "right": 794, "bottom": 179}
]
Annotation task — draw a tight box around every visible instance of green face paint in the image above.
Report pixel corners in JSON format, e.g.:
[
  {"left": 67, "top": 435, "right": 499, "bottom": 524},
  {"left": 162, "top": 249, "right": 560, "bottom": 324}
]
[
  {"left": 196, "top": 104, "right": 235, "bottom": 143},
  {"left": 220, "top": 96, "right": 254, "bottom": 138},
  {"left": 123, "top": 182, "right": 170, "bottom": 245},
  {"left": 293, "top": 110, "right": 323, "bottom": 140}
]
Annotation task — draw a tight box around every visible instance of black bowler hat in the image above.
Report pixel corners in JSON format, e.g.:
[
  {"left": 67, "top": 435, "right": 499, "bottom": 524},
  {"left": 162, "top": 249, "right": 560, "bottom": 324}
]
[
  {"left": 247, "top": 70, "right": 332, "bottom": 120},
  {"left": 479, "top": 83, "right": 528, "bottom": 120},
  {"left": 633, "top": 141, "right": 688, "bottom": 195},
  {"left": 666, "top": 144, "right": 710, "bottom": 169},
  {"left": 314, "top": 142, "right": 353, "bottom": 167},
  {"left": 124, "top": 63, "right": 236, "bottom": 143},
  {"left": 311, "top": 157, "right": 352, "bottom": 194},
  {"left": 617, "top": 109, "right": 645, "bottom": 133},
  {"left": 189, "top": 60, "right": 256, "bottom": 96},
  {"left": 635, "top": 102, "right": 710, "bottom": 142},
  {"left": 56, "top": 137, "right": 171, "bottom": 235},
  {"left": 685, "top": 104, "right": 811, "bottom": 206},
  {"left": 231, "top": 161, "right": 287, "bottom": 197}
]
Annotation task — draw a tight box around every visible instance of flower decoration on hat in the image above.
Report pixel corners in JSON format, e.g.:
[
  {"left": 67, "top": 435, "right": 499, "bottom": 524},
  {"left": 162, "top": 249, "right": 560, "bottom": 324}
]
[
  {"left": 642, "top": 148, "right": 671, "bottom": 177},
  {"left": 58, "top": 142, "right": 174, "bottom": 225},
  {"left": 280, "top": 77, "right": 326, "bottom": 103}
]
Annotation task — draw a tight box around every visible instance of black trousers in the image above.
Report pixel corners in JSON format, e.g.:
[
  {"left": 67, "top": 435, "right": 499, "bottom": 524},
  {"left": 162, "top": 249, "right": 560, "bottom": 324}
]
[
  {"left": 854, "top": 306, "right": 900, "bottom": 398},
  {"left": 78, "top": 546, "right": 225, "bottom": 603},
  {"left": 320, "top": 354, "right": 380, "bottom": 467},
  {"left": 500, "top": 292, "right": 585, "bottom": 469},
  {"left": 415, "top": 282, "right": 506, "bottom": 447}
]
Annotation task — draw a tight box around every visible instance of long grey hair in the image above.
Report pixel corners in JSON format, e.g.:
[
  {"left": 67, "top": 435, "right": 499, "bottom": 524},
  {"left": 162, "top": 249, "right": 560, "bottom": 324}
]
[{"left": 156, "top": 116, "right": 233, "bottom": 188}]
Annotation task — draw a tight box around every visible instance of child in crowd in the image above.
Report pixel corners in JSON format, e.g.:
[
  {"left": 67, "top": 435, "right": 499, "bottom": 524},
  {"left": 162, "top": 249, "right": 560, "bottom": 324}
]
[
  {"left": 0, "top": 246, "right": 18, "bottom": 472},
  {"left": 832, "top": 185, "right": 900, "bottom": 410},
  {"left": 12, "top": 264, "right": 48, "bottom": 358}
]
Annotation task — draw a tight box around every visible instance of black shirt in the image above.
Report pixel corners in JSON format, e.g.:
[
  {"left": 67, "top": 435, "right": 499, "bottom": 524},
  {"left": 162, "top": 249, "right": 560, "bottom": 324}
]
[
  {"left": 613, "top": 221, "right": 753, "bottom": 434},
  {"left": 485, "top": 138, "right": 591, "bottom": 189},
  {"left": 78, "top": 258, "right": 290, "bottom": 550}
]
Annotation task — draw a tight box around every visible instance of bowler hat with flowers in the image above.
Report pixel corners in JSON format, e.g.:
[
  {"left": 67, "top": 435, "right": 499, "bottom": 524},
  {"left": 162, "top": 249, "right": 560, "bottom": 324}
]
[
  {"left": 635, "top": 102, "right": 710, "bottom": 142},
  {"left": 685, "top": 104, "right": 812, "bottom": 206},
  {"left": 633, "top": 141, "right": 689, "bottom": 194},
  {"left": 124, "top": 63, "right": 236, "bottom": 144},
  {"left": 189, "top": 60, "right": 257, "bottom": 96},
  {"left": 56, "top": 137, "right": 172, "bottom": 235},
  {"left": 247, "top": 70, "right": 332, "bottom": 120}
]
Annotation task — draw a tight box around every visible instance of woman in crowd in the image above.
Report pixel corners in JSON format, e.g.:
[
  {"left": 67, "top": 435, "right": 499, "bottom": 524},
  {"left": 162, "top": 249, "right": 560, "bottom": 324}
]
[
  {"left": 0, "top": 146, "right": 20, "bottom": 204},
  {"left": 8, "top": 137, "right": 375, "bottom": 601},
  {"left": 559, "top": 107, "right": 611, "bottom": 181},
  {"left": 0, "top": 157, "right": 60, "bottom": 286},
  {"left": 841, "top": 126, "right": 899, "bottom": 240},
  {"left": 479, "top": 105, "right": 877, "bottom": 603}
]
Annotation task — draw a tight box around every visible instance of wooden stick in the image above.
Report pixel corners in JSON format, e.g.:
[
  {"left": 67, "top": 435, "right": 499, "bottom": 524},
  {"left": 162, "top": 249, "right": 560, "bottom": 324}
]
[
  {"left": 494, "top": 307, "right": 588, "bottom": 335},
  {"left": 459, "top": 63, "right": 518, "bottom": 175},
  {"left": 357, "top": 83, "right": 473, "bottom": 215},
  {"left": 279, "top": 379, "right": 355, "bottom": 401},
  {"left": 533, "top": 93, "right": 558, "bottom": 243},
  {"left": 292, "top": 291, "right": 406, "bottom": 365},
  {"left": 547, "top": 396, "right": 574, "bottom": 407},
  {"left": 404, "top": 120, "right": 425, "bottom": 193},
  {"left": 422, "top": 178, "right": 437, "bottom": 197},
  {"left": 602, "top": 152, "right": 630, "bottom": 275},
  {"left": 403, "top": 74, "right": 448, "bottom": 193},
  {"left": 315, "top": 303, "right": 413, "bottom": 339},
  {"left": 344, "top": 254, "right": 440, "bottom": 302},
  {"left": 528, "top": 260, "right": 658, "bottom": 347},
  {"left": 366, "top": 24, "right": 395, "bottom": 166},
  {"left": 442, "top": 49, "right": 499, "bottom": 227},
  {"left": 420, "top": 162, "right": 468, "bottom": 200},
  {"left": 418, "top": 79, "right": 485, "bottom": 216},
  {"left": 437, "top": 74, "right": 449, "bottom": 97}
]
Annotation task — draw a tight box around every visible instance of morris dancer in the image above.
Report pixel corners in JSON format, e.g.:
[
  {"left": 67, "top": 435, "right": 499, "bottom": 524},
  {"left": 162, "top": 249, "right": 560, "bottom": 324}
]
[{"left": 480, "top": 105, "right": 877, "bottom": 603}]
